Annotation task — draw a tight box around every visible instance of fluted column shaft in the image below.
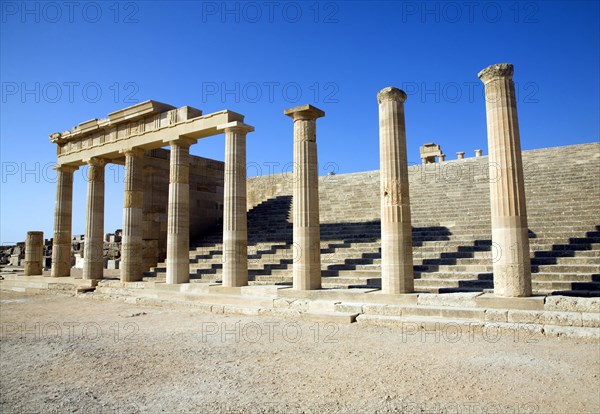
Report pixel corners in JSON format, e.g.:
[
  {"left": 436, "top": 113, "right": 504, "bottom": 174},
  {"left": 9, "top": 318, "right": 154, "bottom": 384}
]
[
  {"left": 219, "top": 122, "right": 254, "bottom": 287},
  {"left": 51, "top": 165, "right": 76, "bottom": 277},
  {"left": 479, "top": 63, "right": 532, "bottom": 297},
  {"left": 120, "top": 149, "right": 145, "bottom": 282},
  {"left": 378, "top": 87, "right": 414, "bottom": 294},
  {"left": 83, "top": 158, "right": 106, "bottom": 280},
  {"left": 24, "top": 231, "right": 44, "bottom": 275},
  {"left": 166, "top": 139, "right": 194, "bottom": 284},
  {"left": 285, "top": 104, "right": 325, "bottom": 290}
]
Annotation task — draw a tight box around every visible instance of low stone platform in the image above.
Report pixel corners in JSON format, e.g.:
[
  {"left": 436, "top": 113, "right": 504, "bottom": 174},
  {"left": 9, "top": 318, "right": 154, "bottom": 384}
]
[
  {"left": 3, "top": 274, "right": 597, "bottom": 340},
  {"left": 0, "top": 274, "right": 98, "bottom": 293}
]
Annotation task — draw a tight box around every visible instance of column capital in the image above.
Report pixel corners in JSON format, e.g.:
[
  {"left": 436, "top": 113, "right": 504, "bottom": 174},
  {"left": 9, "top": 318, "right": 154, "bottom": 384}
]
[
  {"left": 84, "top": 157, "right": 108, "bottom": 167},
  {"left": 217, "top": 121, "right": 255, "bottom": 134},
  {"left": 52, "top": 164, "right": 78, "bottom": 173},
  {"left": 478, "top": 63, "right": 514, "bottom": 84},
  {"left": 164, "top": 137, "right": 197, "bottom": 148},
  {"left": 377, "top": 87, "right": 407, "bottom": 104},
  {"left": 119, "top": 147, "right": 145, "bottom": 158},
  {"left": 284, "top": 104, "right": 325, "bottom": 121}
]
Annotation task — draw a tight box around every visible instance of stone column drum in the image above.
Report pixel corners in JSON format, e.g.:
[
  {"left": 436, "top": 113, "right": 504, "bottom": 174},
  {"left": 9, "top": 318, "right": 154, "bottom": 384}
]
[
  {"left": 83, "top": 158, "right": 106, "bottom": 280},
  {"left": 166, "top": 138, "right": 195, "bottom": 284},
  {"left": 284, "top": 104, "right": 325, "bottom": 290},
  {"left": 377, "top": 87, "right": 414, "bottom": 294},
  {"left": 218, "top": 122, "right": 254, "bottom": 287},
  {"left": 51, "top": 165, "right": 77, "bottom": 277},
  {"left": 24, "top": 231, "right": 44, "bottom": 275},
  {"left": 120, "top": 148, "right": 145, "bottom": 282},
  {"left": 479, "top": 63, "right": 532, "bottom": 297}
]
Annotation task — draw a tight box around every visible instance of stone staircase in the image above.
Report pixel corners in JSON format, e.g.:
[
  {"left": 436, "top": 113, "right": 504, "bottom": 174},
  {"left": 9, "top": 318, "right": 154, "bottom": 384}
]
[{"left": 144, "top": 143, "right": 600, "bottom": 297}]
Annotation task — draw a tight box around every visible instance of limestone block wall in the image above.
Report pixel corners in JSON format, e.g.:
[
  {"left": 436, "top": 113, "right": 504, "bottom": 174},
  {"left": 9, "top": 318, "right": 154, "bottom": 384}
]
[
  {"left": 142, "top": 149, "right": 223, "bottom": 269},
  {"left": 246, "top": 142, "right": 600, "bottom": 230}
]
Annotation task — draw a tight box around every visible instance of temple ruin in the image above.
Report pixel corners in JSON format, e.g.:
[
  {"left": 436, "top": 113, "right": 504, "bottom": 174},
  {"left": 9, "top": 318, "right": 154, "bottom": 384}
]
[{"left": 3, "top": 63, "right": 599, "bottom": 337}]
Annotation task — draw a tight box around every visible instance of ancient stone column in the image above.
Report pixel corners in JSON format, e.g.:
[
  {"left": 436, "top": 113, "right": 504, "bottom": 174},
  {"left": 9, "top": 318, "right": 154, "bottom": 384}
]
[
  {"left": 218, "top": 122, "right": 254, "bottom": 287},
  {"left": 83, "top": 158, "right": 106, "bottom": 280},
  {"left": 475, "top": 149, "right": 483, "bottom": 157},
  {"left": 284, "top": 104, "right": 324, "bottom": 290},
  {"left": 51, "top": 165, "right": 77, "bottom": 277},
  {"left": 439, "top": 154, "right": 446, "bottom": 162},
  {"left": 120, "top": 148, "right": 145, "bottom": 282},
  {"left": 166, "top": 138, "right": 195, "bottom": 284},
  {"left": 24, "top": 231, "right": 44, "bottom": 276},
  {"left": 378, "top": 87, "right": 414, "bottom": 294},
  {"left": 479, "top": 63, "right": 532, "bottom": 297},
  {"left": 457, "top": 152, "right": 465, "bottom": 159}
]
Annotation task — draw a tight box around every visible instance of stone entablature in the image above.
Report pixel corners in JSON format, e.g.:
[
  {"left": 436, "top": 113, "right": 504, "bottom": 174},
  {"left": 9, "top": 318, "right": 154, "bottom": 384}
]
[
  {"left": 50, "top": 100, "right": 244, "bottom": 166},
  {"left": 420, "top": 142, "right": 444, "bottom": 164},
  {"left": 47, "top": 100, "right": 253, "bottom": 283}
]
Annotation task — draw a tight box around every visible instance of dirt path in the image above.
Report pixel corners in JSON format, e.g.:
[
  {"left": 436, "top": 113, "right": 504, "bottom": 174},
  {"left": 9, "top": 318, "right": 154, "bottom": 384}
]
[{"left": 1, "top": 290, "right": 598, "bottom": 413}]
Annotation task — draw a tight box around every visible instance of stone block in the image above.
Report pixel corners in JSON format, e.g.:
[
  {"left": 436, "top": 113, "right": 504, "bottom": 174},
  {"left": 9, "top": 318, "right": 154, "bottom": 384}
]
[
  {"left": 544, "top": 296, "right": 600, "bottom": 313},
  {"left": 417, "top": 292, "right": 483, "bottom": 308},
  {"left": 476, "top": 294, "right": 545, "bottom": 310},
  {"left": 484, "top": 309, "right": 508, "bottom": 323},
  {"left": 507, "top": 310, "right": 544, "bottom": 324},
  {"left": 107, "top": 259, "right": 120, "bottom": 269},
  {"left": 334, "top": 303, "right": 364, "bottom": 314},
  {"left": 363, "top": 304, "right": 403, "bottom": 317}
]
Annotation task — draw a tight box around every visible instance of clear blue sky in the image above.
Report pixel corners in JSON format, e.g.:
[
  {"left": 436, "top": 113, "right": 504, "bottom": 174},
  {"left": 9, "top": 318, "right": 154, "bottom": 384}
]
[{"left": 1, "top": 0, "right": 599, "bottom": 244}]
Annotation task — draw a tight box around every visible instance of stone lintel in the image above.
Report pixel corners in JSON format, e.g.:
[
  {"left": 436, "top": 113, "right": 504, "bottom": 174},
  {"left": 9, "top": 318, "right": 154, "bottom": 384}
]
[
  {"left": 56, "top": 109, "right": 244, "bottom": 165},
  {"left": 377, "top": 87, "right": 407, "bottom": 104},
  {"left": 216, "top": 121, "right": 255, "bottom": 133},
  {"left": 284, "top": 104, "right": 325, "bottom": 121},
  {"left": 108, "top": 100, "right": 176, "bottom": 123},
  {"left": 52, "top": 101, "right": 200, "bottom": 143},
  {"left": 478, "top": 63, "right": 514, "bottom": 84}
]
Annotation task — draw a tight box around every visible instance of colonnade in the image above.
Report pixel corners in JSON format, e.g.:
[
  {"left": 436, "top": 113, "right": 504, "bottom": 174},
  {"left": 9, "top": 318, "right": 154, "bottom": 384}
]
[
  {"left": 49, "top": 63, "right": 532, "bottom": 298},
  {"left": 50, "top": 125, "right": 253, "bottom": 286}
]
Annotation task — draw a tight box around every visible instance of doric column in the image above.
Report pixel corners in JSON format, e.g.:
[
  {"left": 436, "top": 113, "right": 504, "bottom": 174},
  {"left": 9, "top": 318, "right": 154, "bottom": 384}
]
[
  {"left": 284, "top": 104, "right": 324, "bottom": 290},
  {"left": 51, "top": 164, "right": 77, "bottom": 277},
  {"left": 24, "top": 231, "right": 44, "bottom": 276},
  {"left": 457, "top": 152, "right": 465, "bottom": 159},
  {"left": 377, "top": 87, "right": 414, "bottom": 294},
  {"left": 479, "top": 63, "right": 532, "bottom": 297},
  {"left": 83, "top": 158, "right": 106, "bottom": 280},
  {"left": 217, "top": 122, "right": 254, "bottom": 287},
  {"left": 475, "top": 149, "right": 483, "bottom": 157},
  {"left": 120, "top": 148, "right": 145, "bottom": 282},
  {"left": 165, "top": 138, "right": 195, "bottom": 284}
]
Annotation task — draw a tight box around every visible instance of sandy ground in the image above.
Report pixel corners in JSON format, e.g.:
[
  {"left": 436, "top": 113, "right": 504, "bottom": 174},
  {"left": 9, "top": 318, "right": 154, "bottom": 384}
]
[{"left": 0, "top": 290, "right": 599, "bottom": 414}]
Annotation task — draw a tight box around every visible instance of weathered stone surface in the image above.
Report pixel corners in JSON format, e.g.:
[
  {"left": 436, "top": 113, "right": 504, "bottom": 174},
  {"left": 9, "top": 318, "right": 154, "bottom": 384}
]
[
  {"left": 479, "top": 63, "right": 532, "bottom": 297},
  {"left": 285, "top": 104, "right": 325, "bottom": 290},
  {"left": 378, "top": 87, "right": 414, "bottom": 294},
  {"left": 83, "top": 158, "right": 106, "bottom": 280},
  {"left": 218, "top": 122, "right": 254, "bottom": 288},
  {"left": 417, "top": 292, "right": 483, "bottom": 308},
  {"left": 51, "top": 165, "right": 77, "bottom": 277},
  {"left": 121, "top": 149, "right": 144, "bottom": 282},
  {"left": 544, "top": 296, "right": 600, "bottom": 313},
  {"left": 166, "top": 139, "right": 194, "bottom": 284},
  {"left": 484, "top": 309, "right": 508, "bottom": 323},
  {"left": 475, "top": 294, "right": 545, "bottom": 310},
  {"left": 23, "top": 231, "right": 44, "bottom": 276}
]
